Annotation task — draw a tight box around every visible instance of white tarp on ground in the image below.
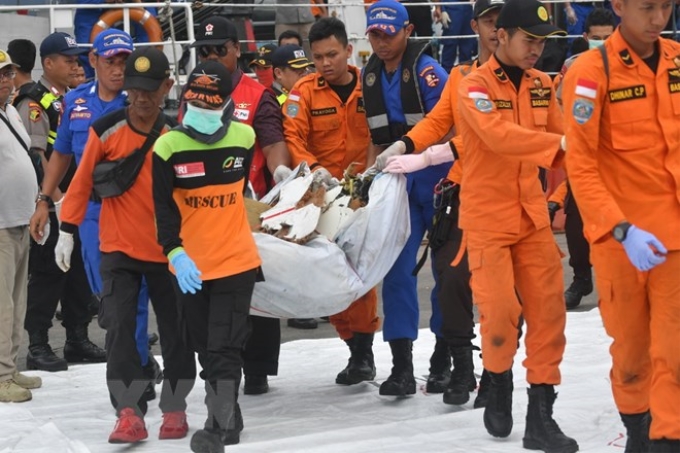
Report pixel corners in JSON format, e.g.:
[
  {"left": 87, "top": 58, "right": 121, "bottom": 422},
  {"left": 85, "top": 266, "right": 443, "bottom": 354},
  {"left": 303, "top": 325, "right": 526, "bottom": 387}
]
[
  {"left": 0, "top": 310, "right": 629, "bottom": 453},
  {"left": 251, "top": 172, "right": 410, "bottom": 318}
]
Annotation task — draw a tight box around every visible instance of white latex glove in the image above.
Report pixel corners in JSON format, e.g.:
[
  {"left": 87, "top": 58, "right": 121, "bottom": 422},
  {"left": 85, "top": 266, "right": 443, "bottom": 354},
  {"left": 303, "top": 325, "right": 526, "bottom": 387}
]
[
  {"left": 36, "top": 220, "right": 50, "bottom": 246},
  {"left": 55, "top": 231, "right": 74, "bottom": 272},
  {"left": 440, "top": 11, "right": 451, "bottom": 29},
  {"left": 312, "top": 167, "right": 333, "bottom": 186},
  {"left": 565, "top": 7, "right": 577, "bottom": 25},
  {"left": 273, "top": 165, "right": 293, "bottom": 183},
  {"left": 560, "top": 135, "right": 567, "bottom": 152},
  {"left": 54, "top": 196, "right": 64, "bottom": 225},
  {"left": 383, "top": 143, "right": 455, "bottom": 174},
  {"left": 375, "top": 140, "right": 407, "bottom": 170}
]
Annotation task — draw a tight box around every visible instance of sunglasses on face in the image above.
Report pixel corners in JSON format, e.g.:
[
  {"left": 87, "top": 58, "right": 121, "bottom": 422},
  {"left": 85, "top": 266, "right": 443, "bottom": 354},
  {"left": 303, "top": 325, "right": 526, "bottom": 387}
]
[
  {"left": 0, "top": 71, "right": 16, "bottom": 82},
  {"left": 198, "top": 44, "right": 231, "bottom": 58}
]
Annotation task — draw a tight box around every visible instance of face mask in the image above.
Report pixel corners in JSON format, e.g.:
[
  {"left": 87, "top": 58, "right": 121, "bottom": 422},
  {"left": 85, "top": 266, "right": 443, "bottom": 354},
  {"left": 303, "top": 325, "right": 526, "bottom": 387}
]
[
  {"left": 182, "top": 103, "right": 224, "bottom": 135},
  {"left": 588, "top": 39, "right": 605, "bottom": 50}
]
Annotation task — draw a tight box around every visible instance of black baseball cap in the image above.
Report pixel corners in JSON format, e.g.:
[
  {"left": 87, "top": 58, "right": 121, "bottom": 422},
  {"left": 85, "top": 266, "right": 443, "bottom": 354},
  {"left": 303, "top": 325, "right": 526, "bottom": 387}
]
[
  {"left": 249, "top": 43, "right": 277, "bottom": 68},
  {"left": 190, "top": 16, "right": 240, "bottom": 47},
  {"left": 40, "top": 32, "right": 88, "bottom": 58},
  {"left": 122, "top": 47, "right": 171, "bottom": 91},
  {"left": 496, "top": 0, "right": 565, "bottom": 38},
  {"left": 183, "top": 61, "right": 233, "bottom": 108},
  {"left": 271, "top": 45, "right": 314, "bottom": 69},
  {"left": 473, "top": 0, "right": 504, "bottom": 19}
]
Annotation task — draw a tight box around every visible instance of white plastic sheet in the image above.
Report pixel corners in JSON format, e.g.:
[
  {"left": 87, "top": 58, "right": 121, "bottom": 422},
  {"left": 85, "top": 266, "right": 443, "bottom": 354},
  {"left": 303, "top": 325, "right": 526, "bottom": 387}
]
[{"left": 250, "top": 172, "right": 410, "bottom": 318}]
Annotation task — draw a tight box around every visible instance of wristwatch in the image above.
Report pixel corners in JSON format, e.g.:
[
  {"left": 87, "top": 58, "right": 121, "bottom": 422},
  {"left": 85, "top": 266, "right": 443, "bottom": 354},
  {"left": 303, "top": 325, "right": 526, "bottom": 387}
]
[
  {"left": 612, "top": 221, "right": 632, "bottom": 243},
  {"left": 35, "top": 193, "right": 52, "bottom": 204}
]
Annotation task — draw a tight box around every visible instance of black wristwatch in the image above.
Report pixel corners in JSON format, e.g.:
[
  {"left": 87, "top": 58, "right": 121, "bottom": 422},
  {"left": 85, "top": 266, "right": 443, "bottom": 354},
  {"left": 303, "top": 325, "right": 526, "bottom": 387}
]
[
  {"left": 612, "top": 221, "right": 632, "bottom": 243},
  {"left": 35, "top": 193, "right": 52, "bottom": 204}
]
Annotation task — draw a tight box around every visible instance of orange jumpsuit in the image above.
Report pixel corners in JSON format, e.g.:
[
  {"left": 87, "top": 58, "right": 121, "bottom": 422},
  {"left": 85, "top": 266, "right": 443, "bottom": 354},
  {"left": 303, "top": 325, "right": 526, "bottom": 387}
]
[
  {"left": 282, "top": 66, "right": 379, "bottom": 340},
  {"left": 456, "top": 55, "right": 566, "bottom": 385},
  {"left": 562, "top": 29, "right": 680, "bottom": 439}
]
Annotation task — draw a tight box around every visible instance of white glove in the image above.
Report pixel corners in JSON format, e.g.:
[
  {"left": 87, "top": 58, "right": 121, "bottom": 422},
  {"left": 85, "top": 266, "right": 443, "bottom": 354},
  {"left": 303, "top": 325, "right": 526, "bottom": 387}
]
[
  {"left": 273, "top": 165, "right": 293, "bottom": 183},
  {"left": 312, "top": 167, "right": 333, "bottom": 186},
  {"left": 560, "top": 135, "right": 567, "bottom": 152},
  {"left": 440, "top": 11, "right": 451, "bottom": 29},
  {"left": 375, "top": 140, "right": 407, "bottom": 170},
  {"left": 54, "top": 196, "right": 64, "bottom": 225},
  {"left": 383, "top": 143, "right": 455, "bottom": 174},
  {"left": 55, "top": 231, "right": 74, "bottom": 273},
  {"left": 36, "top": 220, "right": 50, "bottom": 246}
]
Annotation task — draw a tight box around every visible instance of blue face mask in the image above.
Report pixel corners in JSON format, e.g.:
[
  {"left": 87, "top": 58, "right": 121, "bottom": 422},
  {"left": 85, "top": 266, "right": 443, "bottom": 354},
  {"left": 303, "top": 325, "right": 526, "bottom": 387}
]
[
  {"left": 182, "top": 103, "right": 224, "bottom": 135},
  {"left": 588, "top": 39, "right": 605, "bottom": 50}
]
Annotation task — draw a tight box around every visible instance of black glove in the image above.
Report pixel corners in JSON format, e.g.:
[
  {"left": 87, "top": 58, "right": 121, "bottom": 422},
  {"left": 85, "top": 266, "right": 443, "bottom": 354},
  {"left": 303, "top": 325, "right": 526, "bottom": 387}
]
[{"left": 548, "top": 201, "right": 560, "bottom": 224}]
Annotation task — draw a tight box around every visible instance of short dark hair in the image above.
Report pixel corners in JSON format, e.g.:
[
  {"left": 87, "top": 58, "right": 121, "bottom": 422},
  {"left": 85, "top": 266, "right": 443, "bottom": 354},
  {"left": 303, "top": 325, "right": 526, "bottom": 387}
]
[
  {"left": 308, "top": 17, "right": 348, "bottom": 47},
  {"left": 584, "top": 8, "right": 616, "bottom": 33},
  {"left": 7, "top": 39, "right": 36, "bottom": 73},
  {"left": 278, "top": 29, "right": 303, "bottom": 47}
]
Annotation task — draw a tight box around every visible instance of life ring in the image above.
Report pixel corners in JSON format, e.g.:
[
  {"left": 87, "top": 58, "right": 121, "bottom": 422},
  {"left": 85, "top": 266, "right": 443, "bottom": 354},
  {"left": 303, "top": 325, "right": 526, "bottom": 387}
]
[{"left": 90, "top": 8, "right": 163, "bottom": 47}]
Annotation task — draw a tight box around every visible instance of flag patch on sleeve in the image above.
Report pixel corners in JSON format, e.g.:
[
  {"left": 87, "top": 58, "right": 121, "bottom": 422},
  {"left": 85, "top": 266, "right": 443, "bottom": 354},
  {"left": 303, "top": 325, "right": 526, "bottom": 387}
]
[
  {"left": 575, "top": 79, "right": 598, "bottom": 99},
  {"left": 468, "top": 86, "right": 489, "bottom": 100}
]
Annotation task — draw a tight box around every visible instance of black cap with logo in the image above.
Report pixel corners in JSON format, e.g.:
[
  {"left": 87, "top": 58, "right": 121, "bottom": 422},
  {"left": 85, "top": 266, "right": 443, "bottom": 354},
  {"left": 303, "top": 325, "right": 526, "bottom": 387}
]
[
  {"left": 496, "top": 0, "right": 565, "bottom": 37},
  {"left": 190, "top": 16, "right": 240, "bottom": 47},
  {"left": 249, "top": 43, "right": 278, "bottom": 68},
  {"left": 473, "top": 0, "right": 504, "bottom": 19},
  {"left": 122, "top": 47, "right": 171, "bottom": 92},
  {"left": 183, "top": 61, "right": 233, "bottom": 109},
  {"left": 40, "top": 32, "right": 88, "bottom": 58},
  {"left": 271, "top": 45, "right": 314, "bottom": 69}
]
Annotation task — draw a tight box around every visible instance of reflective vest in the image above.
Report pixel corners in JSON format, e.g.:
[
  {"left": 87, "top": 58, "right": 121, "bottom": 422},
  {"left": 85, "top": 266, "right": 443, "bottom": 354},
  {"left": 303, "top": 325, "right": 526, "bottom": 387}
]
[{"left": 362, "top": 40, "right": 428, "bottom": 145}]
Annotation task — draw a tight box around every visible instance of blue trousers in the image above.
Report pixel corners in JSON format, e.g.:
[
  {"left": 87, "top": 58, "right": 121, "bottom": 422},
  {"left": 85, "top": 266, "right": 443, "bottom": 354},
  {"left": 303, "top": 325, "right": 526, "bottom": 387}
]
[
  {"left": 440, "top": 2, "right": 476, "bottom": 73},
  {"left": 381, "top": 163, "right": 449, "bottom": 342},
  {"left": 79, "top": 201, "right": 151, "bottom": 366}
]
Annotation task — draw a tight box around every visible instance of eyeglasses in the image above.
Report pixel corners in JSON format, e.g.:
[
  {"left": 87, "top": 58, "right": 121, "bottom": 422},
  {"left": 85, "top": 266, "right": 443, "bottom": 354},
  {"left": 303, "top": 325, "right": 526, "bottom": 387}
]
[
  {"left": 0, "top": 71, "right": 16, "bottom": 82},
  {"left": 198, "top": 44, "right": 231, "bottom": 59}
]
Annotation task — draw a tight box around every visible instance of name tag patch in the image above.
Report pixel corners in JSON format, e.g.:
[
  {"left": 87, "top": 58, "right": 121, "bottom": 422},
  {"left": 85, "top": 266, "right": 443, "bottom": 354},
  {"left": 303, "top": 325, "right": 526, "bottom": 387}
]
[
  {"left": 174, "top": 162, "right": 205, "bottom": 178},
  {"left": 495, "top": 100, "right": 513, "bottom": 110},
  {"left": 311, "top": 107, "right": 337, "bottom": 116},
  {"left": 608, "top": 85, "right": 646, "bottom": 103}
]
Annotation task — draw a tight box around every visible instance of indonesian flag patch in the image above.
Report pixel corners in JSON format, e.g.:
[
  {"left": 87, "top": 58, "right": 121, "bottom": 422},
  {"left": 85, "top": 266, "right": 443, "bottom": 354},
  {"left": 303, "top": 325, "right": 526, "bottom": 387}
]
[
  {"left": 575, "top": 79, "right": 598, "bottom": 99},
  {"left": 468, "top": 86, "right": 489, "bottom": 99}
]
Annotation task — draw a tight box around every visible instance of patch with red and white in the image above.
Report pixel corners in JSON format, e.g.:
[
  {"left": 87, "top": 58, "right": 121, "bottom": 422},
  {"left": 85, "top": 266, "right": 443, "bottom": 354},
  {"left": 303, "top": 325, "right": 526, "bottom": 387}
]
[
  {"left": 174, "top": 162, "right": 205, "bottom": 178},
  {"left": 575, "top": 79, "right": 598, "bottom": 99},
  {"left": 288, "top": 89, "right": 301, "bottom": 102},
  {"left": 468, "top": 86, "right": 489, "bottom": 100}
]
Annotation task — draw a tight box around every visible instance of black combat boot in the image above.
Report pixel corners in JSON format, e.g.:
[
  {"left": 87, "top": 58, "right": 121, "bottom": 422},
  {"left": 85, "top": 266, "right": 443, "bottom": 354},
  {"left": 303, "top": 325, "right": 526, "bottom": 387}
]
[
  {"left": 620, "top": 412, "right": 650, "bottom": 453},
  {"left": 64, "top": 324, "right": 106, "bottom": 363},
  {"left": 564, "top": 277, "right": 593, "bottom": 310},
  {"left": 483, "top": 370, "right": 514, "bottom": 438},
  {"left": 336, "top": 333, "right": 376, "bottom": 385},
  {"left": 26, "top": 330, "right": 68, "bottom": 372},
  {"left": 443, "top": 346, "right": 476, "bottom": 405},
  {"left": 243, "top": 375, "right": 269, "bottom": 395},
  {"left": 474, "top": 368, "right": 491, "bottom": 408},
  {"left": 426, "top": 337, "right": 451, "bottom": 394},
  {"left": 523, "top": 385, "right": 579, "bottom": 453},
  {"left": 379, "top": 339, "right": 416, "bottom": 396},
  {"left": 648, "top": 439, "right": 680, "bottom": 452},
  {"left": 191, "top": 384, "right": 244, "bottom": 453}
]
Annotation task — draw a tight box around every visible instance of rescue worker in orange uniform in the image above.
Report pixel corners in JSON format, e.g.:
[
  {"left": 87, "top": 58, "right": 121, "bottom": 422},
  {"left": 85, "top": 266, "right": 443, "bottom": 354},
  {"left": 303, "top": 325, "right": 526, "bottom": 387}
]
[
  {"left": 562, "top": 0, "right": 680, "bottom": 450},
  {"left": 377, "top": 0, "right": 505, "bottom": 409},
  {"left": 379, "top": 0, "right": 577, "bottom": 450},
  {"left": 282, "top": 17, "right": 380, "bottom": 386}
]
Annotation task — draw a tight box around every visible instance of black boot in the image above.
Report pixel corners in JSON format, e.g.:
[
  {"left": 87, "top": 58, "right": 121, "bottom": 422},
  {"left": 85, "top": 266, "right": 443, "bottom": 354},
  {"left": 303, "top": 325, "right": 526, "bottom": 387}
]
[
  {"left": 336, "top": 333, "right": 376, "bottom": 385},
  {"left": 483, "top": 370, "right": 513, "bottom": 438},
  {"left": 287, "top": 318, "right": 318, "bottom": 329},
  {"left": 243, "top": 375, "right": 269, "bottom": 395},
  {"left": 26, "top": 331, "right": 68, "bottom": 372},
  {"left": 64, "top": 324, "right": 106, "bottom": 363},
  {"left": 474, "top": 368, "right": 491, "bottom": 408},
  {"left": 523, "top": 385, "right": 579, "bottom": 453},
  {"left": 648, "top": 439, "right": 680, "bottom": 452},
  {"left": 379, "top": 339, "right": 416, "bottom": 396},
  {"left": 443, "top": 346, "right": 476, "bottom": 405},
  {"left": 620, "top": 412, "right": 650, "bottom": 453},
  {"left": 426, "top": 337, "right": 451, "bottom": 394},
  {"left": 564, "top": 277, "right": 593, "bottom": 310}
]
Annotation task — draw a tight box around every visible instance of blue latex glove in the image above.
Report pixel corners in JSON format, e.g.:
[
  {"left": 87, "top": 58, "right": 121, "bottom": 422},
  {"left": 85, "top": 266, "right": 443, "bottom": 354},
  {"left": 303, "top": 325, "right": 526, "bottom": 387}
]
[
  {"left": 622, "top": 225, "right": 667, "bottom": 272},
  {"left": 170, "top": 250, "right": 202, "bottom": 294}
]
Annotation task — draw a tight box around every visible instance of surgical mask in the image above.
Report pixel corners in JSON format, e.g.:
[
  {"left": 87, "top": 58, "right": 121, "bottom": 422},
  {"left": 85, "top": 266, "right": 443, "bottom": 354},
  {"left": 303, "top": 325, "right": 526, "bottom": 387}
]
[
  {"left": 182, "top": 103, "right": 224, "bottom": 135},
  {"left": 588, "top": 39, "right": 605, "bottom": 50}
]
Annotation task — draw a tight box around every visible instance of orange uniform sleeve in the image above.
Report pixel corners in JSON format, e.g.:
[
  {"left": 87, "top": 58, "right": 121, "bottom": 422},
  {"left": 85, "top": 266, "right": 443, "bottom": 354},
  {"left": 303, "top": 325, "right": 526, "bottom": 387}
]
[
  {"left": 60, "top": 127, "right": 103, "bottom": 228},
  {"left": 562, "top": 54, "right": 626, "bottom": 243},
  {"left": 457, "top": 74, "right": 564, "bottom": 169},
  {"left": 547, "top": 179, "right": 568, "bottom": 206},
  {"left": 282, "top": 83, "right": 321, "bottom": 170},
  {"left": 546, "top": 78, "right": 565, "bottom": 136}
]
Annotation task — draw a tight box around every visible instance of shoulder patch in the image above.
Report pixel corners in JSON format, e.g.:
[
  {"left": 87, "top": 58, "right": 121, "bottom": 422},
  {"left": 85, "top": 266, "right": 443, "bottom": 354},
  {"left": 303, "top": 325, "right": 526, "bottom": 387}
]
[
  {"left": 475, "top": 99, "right": 493, "bottom": 113},
  {"left": 575, "top": 79, "right": 598, "bottom": 99},
  {"left": 286, "top": 103, "right": 299, "bottom": 118},
  {"left": 29, "top": 107, "right": 41, "bottom": 122},
  {"left": 572, "top": 98, "right": 594, "bottom": 125}
]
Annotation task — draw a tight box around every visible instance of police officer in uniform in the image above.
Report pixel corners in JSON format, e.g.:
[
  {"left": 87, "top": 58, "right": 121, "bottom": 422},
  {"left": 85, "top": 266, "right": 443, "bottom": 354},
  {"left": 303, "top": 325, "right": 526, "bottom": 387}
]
[{"left": 15, "top": 32, "right": 105, "bottom": 372}]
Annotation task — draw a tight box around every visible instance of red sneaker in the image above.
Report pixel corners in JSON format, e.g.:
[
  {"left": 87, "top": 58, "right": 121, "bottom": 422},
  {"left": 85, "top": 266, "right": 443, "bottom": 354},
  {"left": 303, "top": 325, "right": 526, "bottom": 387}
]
[
  {"left": 159, "top": 411, "right": 189, "bottom": 440},
  {"left": 108, "top": 408, "right": 148, "bottom": 443}
]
